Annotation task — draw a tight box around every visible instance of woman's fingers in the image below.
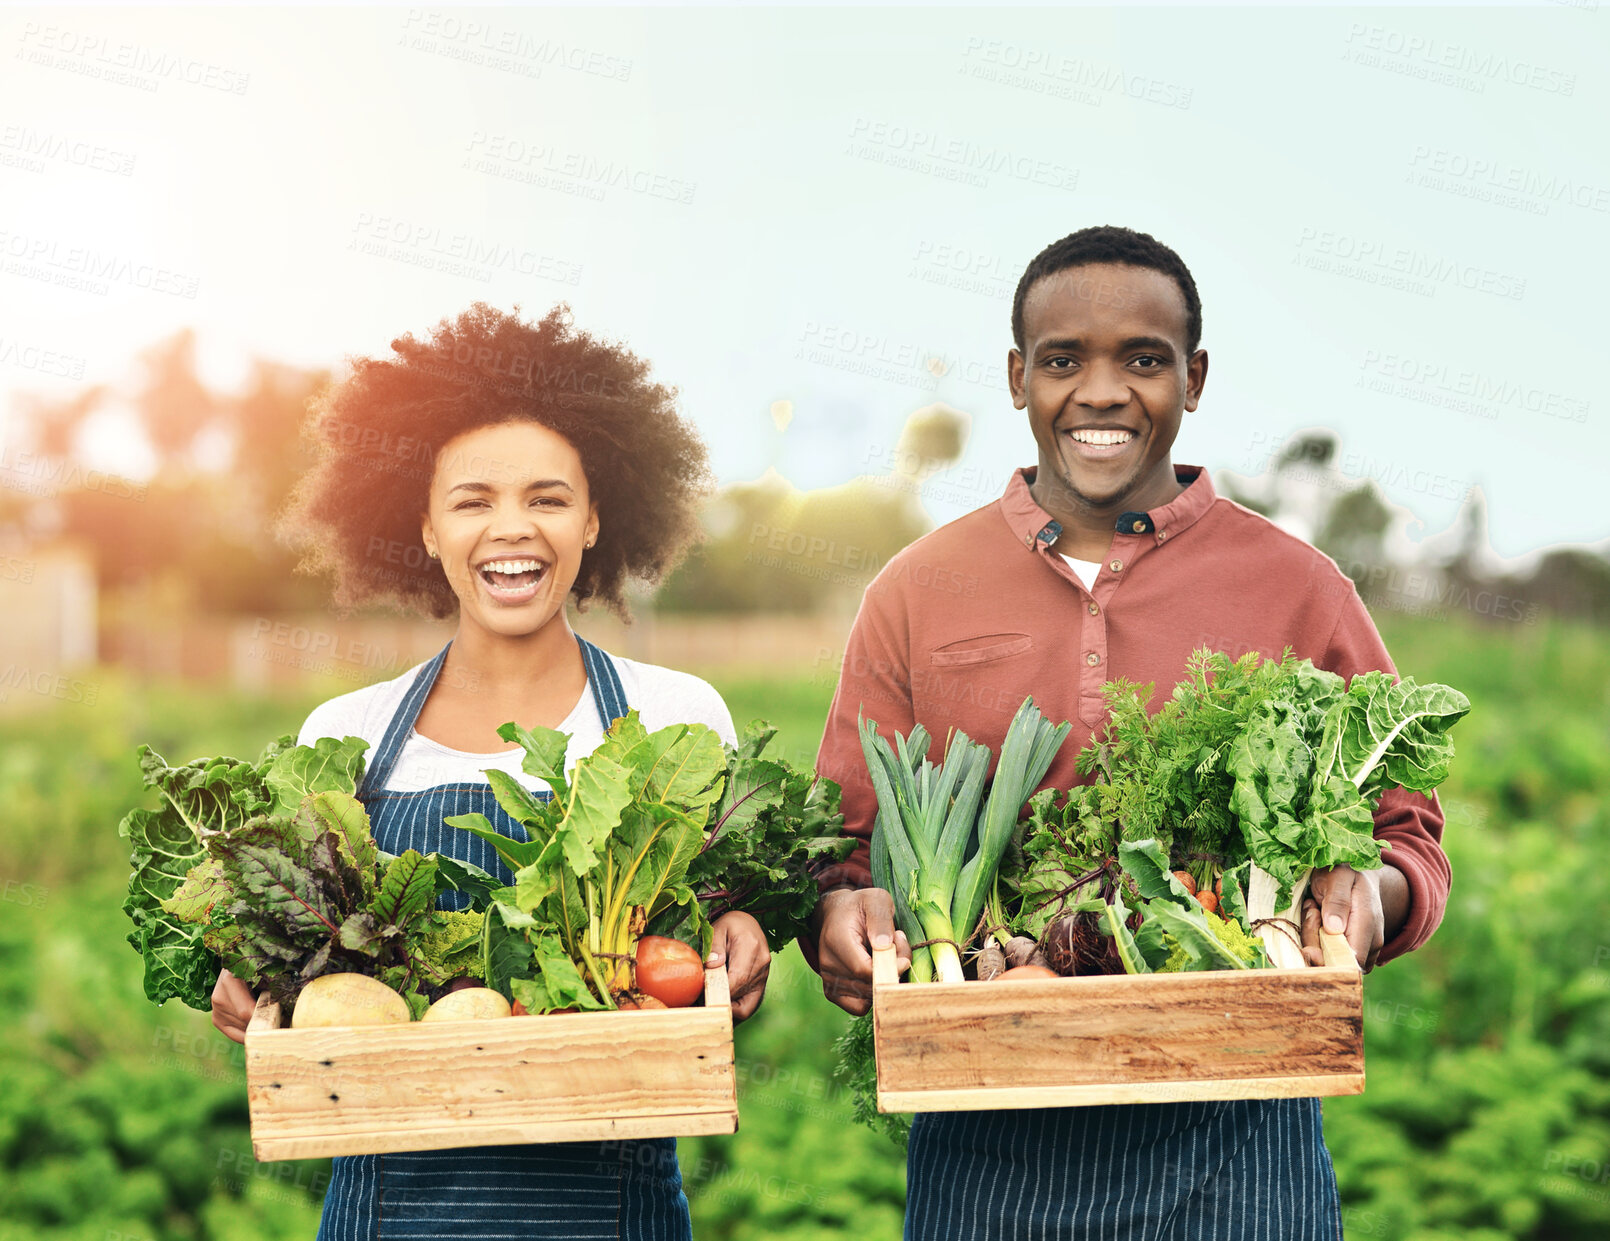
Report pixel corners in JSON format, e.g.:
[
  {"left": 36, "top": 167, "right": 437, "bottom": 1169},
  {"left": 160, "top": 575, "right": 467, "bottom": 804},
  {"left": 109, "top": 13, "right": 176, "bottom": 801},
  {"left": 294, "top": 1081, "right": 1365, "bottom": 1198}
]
[{"left": 211, "top": 968, "right": 256, "bottom": 1044}]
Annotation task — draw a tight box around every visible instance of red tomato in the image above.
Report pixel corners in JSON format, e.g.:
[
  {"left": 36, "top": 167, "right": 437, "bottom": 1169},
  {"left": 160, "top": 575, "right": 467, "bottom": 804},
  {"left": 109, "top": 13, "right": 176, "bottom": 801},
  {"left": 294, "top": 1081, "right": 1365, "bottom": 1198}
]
[{"left": 634, "top": 935, "right": 705, "bottom": 1008}]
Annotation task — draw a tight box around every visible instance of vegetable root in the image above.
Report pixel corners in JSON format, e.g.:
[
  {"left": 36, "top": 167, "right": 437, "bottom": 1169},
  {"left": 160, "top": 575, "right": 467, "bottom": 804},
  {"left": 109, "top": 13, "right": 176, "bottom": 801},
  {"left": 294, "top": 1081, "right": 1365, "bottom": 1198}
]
[
  {"left": 976, "top": 935, "right": 1006, "bottom": 981},
  {"left": 1003, "top": 936, "right": 1040, "bottom": 970}
]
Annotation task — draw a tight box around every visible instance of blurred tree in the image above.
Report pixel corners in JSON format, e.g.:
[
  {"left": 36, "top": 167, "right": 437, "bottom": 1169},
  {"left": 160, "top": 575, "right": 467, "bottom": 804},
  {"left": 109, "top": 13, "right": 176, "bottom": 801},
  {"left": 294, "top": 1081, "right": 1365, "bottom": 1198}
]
[{"left": 657, "top": 403, "right": 968, "bottom": 614}]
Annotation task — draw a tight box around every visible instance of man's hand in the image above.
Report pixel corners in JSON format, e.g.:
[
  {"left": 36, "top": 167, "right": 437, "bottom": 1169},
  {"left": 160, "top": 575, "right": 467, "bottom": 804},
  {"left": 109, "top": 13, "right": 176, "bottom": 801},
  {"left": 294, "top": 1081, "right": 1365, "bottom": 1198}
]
[
  {"left": 211, "top": 968, "right": 257, "bottom": 1044},
  {"left": 1302, "top": 864, "right": 1408, "bottom": 971},
  {"left": 709, "top": 911, "right": 771, "bottom": 1023},
  {"left": 817, "top": 888, "right": 911, "bottom": 1015}
]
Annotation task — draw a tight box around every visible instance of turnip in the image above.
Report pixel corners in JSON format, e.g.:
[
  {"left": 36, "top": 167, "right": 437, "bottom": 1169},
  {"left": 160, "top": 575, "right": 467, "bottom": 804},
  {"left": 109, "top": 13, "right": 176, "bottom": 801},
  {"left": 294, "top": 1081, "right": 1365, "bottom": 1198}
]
[
  {"left": 420, "top": 986, "right": 513, "bottom": 1022},
  {"left": 291, "top": 974, "right": 412, "bottom": 1028}
]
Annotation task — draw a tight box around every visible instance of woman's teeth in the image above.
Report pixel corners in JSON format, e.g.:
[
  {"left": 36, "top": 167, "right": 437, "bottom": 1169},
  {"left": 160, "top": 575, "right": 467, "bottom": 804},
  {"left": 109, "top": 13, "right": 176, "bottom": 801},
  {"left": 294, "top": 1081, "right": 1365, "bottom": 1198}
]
[{"left": 478, "top": 559, "right": 546, "bottom": 592}]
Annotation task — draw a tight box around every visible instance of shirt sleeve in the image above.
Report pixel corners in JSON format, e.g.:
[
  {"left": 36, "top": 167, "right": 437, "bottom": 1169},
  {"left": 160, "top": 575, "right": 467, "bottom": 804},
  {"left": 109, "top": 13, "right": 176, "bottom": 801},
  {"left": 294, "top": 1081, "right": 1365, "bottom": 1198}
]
[
  {"left": 798, "top": 581, "right": 917, "bottom": 970},
  {"left": 1321, "top": 587, "right": 1452, "bottom": 967}
]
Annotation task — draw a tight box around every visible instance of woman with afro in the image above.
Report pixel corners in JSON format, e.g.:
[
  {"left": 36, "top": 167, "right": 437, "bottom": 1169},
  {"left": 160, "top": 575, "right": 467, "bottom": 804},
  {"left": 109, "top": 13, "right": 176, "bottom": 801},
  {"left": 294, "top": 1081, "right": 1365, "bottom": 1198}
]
[{"left": 210, "top": 303, "right": 770, "bottom": 1241}]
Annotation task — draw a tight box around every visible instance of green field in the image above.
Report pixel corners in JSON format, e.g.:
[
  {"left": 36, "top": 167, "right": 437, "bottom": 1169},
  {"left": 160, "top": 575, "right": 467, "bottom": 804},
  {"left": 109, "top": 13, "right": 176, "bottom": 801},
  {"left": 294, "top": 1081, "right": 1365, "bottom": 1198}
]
[{"left": 1, "top": 615, "right": 1607, "bottom": 1241}]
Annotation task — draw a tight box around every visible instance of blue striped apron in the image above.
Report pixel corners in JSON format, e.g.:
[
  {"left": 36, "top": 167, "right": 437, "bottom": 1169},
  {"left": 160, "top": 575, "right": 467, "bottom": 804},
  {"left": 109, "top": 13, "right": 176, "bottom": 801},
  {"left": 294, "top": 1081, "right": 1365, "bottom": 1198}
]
[
  {"left": 316, "top": 637, "right": 693, "bottom": 1241},
  {"left": 904, "top": 1099, "right": 1342, "bottom": 1240}
]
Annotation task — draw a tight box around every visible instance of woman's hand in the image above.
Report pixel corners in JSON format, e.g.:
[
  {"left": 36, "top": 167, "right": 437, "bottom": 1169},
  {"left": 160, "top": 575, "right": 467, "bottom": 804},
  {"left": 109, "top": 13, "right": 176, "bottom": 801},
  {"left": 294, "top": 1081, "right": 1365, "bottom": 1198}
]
[
  {"left": 816, "top": 888, "right": 911, "bottom": 1016},
  {"left": 708, "top": 911, "right": 770, "bottom": 1023},
  {"left": 211, "top": 968, "right": 257, "bottom": 1044}
]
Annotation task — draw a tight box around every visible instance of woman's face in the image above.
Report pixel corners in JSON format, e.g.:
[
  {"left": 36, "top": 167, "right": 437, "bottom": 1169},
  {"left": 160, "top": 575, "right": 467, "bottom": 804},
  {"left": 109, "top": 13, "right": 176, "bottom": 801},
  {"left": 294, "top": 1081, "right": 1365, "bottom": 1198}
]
[{"left": 420, "top": 420, "right": 599, "bottom": 638}]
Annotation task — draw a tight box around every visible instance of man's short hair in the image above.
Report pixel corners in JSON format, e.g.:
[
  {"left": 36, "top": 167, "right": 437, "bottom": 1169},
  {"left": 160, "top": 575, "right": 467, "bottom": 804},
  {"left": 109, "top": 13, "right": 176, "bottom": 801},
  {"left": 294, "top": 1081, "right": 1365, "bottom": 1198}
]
[{"left": 1012, "top": 225, "right": 1202, "bottom": 354}]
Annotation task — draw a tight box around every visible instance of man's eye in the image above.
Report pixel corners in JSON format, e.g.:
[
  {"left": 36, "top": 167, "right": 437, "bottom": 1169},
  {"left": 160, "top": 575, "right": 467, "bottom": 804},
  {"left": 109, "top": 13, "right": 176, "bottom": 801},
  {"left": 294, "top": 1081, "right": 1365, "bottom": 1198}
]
[
  {"left": 1132, "top": 355, "right": 1163, "bottom": 370},
  {"left": 1046, "top": 357, "right": 1076, "bottom": 369}
]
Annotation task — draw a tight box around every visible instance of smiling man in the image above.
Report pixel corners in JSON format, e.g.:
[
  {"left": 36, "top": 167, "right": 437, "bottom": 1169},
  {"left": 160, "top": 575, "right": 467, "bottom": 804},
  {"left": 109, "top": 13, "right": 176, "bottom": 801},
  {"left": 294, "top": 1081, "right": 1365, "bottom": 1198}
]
[{"left": 810, "top": 226, "right": 1450, "bottom": 1238}]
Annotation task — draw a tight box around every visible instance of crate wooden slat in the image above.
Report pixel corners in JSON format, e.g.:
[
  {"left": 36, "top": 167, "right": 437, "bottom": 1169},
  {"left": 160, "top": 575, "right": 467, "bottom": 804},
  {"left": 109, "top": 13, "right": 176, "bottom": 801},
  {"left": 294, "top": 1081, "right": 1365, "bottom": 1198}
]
[
  {"left": 245, "top": 965, "right": 738, "bottom": 1161},
  {"left": 871, "top": 929, "right": 1362, "bottom": 1113}
]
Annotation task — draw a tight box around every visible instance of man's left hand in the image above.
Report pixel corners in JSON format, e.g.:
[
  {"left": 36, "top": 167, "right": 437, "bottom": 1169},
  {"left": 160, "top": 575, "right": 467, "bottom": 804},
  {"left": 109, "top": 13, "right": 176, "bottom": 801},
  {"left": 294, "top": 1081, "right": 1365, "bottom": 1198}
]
[
  {"left": 708, "top": 911, "right": 771, "bottom": 1022},
  {"left": 1303, "top": 864, "right": 1395, "bottom": 971}
]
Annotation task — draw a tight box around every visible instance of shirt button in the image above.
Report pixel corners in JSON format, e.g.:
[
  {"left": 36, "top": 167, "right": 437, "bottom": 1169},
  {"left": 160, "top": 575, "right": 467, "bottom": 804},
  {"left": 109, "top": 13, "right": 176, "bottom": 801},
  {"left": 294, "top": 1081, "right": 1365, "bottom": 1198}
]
[
  {"left": 1131, "top": 519, "right": 1146, "bottom": 533},
  {"left": 1025, "top": 534, "right": 1034, "bottom": 548},
  {"left": 1086, "top": 652, "right": 1100, "bottom": 666},
  {"left": 1087, "top": 602, "right": 1099, "bottom": 616},
  {"left": 1109, "top": 559, "right": 1123, "bottom": 573},
  {"left": 1158, "top": 530, "right": 1169, "bottom": 542}
]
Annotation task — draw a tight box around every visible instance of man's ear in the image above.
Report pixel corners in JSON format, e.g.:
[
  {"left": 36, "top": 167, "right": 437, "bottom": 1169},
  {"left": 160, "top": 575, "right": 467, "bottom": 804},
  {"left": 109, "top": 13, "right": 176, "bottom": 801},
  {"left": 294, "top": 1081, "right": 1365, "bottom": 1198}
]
[
  {"left": 1184, "top": 349, "right": 1209, "bottom": 413},
  {"left": 1007, "top": 348, "right": 1027, "bottom": 410}
]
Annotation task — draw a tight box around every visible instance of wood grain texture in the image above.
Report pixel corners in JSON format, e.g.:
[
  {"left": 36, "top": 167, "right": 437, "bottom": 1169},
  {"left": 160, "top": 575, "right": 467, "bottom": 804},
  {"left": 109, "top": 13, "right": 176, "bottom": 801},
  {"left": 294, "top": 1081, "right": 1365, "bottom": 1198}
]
[
  {"left": 878, "top": 1073, "right": 1366, "bottom": 1113},
  {"left": 251, "top": 1108, "right": 740, "bottom": 1162},
  {"left": 245, "top": 967, "right": 737, "bottom": 1160},
  {"left": 872, "top": 941, "right": 1363, "bottom": 1111}
]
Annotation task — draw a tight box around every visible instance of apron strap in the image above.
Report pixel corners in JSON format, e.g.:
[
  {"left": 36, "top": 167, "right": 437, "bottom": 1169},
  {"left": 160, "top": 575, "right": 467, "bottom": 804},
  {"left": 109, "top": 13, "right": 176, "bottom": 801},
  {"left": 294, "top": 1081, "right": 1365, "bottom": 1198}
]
[
  {"left": 577, "top": 635, "right": 629, "bottom": 730},
  {"left": 357, "top": 635, "right": 630, "bottom": 797},
  {"left": 358, "top": 642, "right": 451, "bottom": 798}
]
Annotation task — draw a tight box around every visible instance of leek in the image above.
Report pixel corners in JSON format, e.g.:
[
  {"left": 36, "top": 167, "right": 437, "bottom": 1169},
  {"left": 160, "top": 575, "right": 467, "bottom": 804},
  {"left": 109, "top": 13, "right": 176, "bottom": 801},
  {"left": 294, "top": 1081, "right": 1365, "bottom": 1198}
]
[{"left": 859, "top": 698, "right": 1071, "bottom": 984}]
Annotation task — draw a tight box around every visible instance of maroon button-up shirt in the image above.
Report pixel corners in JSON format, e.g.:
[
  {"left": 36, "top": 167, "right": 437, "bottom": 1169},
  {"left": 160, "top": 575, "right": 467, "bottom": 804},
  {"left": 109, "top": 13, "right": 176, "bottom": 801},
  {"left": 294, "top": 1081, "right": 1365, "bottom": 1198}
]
[{"left": 811, "top": 464, "right": 1449, "bottom": 967}]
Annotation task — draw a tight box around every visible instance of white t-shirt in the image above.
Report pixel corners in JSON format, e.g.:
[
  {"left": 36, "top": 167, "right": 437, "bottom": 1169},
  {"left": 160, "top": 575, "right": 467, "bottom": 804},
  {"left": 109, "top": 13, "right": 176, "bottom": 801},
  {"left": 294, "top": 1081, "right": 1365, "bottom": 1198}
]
[
  {"left": 1059, "top": 554, "right": 1102, "bottom": 591},
  {"left": 296, "top": 653, "right": 737, "bottom": 794}
]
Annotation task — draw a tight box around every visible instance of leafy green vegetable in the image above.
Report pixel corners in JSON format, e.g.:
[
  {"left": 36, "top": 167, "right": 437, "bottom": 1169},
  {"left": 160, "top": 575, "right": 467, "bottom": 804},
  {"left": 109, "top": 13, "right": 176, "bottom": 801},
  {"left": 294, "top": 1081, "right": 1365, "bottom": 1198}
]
[
  {"left": 674, "top": 722, "right": 855, "bottom": 952},
  {"left": 455, "top": 712, "right": 851, "bottom": 1011},
  {"left": 859, "top": 699, "right": 1071, "bottom": 982},
  {"left": 990, "top": 650, "right": 1469, "bottom": 980},
  {"left": 120, "top": 735, "right": 495, "bottom": 1013},
  {"left": 833, "top": 1013, "right": 910, "bottom": 1149}
]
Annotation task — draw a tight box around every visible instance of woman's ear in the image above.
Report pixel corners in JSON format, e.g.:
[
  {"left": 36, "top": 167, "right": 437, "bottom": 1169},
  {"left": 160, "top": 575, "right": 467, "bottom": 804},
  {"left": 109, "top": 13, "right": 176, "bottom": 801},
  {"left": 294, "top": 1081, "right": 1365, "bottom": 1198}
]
[
  {"left": 584, "top": 505, "right": 599, "bottom": 550},
  {"left": 420, "top": 514, "right": 437, "bottom": 561}
]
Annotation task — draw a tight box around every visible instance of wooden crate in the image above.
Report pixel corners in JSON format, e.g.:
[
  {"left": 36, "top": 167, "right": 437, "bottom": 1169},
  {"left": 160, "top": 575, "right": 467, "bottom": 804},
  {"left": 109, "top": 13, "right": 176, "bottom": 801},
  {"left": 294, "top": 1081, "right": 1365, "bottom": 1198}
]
[
  {"left": 244, "top": 966, "right": 738, "bottom": 1161},
  {"left": 871, "top": 930, "right": 1362, "bottom": 1113}
]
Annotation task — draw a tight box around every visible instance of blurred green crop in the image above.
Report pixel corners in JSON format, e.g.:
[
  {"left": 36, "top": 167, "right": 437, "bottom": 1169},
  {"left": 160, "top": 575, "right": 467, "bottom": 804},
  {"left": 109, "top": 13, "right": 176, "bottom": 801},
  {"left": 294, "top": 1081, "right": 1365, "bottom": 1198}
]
[{"left": 0, "top": 616, "right": 1607, "bottom": 1240}]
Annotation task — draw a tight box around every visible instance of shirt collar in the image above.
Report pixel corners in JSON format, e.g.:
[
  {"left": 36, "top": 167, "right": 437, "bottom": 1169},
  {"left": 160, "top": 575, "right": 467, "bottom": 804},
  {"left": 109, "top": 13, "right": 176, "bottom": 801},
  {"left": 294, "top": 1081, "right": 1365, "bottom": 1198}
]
[{"left": 998, "top": 464, "right": 1217, "bottom": 551}]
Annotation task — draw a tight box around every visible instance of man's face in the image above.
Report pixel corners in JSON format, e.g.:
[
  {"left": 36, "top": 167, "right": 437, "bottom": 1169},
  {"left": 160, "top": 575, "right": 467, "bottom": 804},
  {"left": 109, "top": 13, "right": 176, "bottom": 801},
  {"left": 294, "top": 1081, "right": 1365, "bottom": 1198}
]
[{"left": 1008, "top": 261, "right": 1207, "bottom": 515}]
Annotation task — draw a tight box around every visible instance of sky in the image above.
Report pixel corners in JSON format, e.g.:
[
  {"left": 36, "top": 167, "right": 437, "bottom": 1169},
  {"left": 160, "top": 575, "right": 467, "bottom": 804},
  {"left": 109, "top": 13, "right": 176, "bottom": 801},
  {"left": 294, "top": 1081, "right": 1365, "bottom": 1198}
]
[{"left": 1, "top": 2, "right": 1604, "bottom": 561}]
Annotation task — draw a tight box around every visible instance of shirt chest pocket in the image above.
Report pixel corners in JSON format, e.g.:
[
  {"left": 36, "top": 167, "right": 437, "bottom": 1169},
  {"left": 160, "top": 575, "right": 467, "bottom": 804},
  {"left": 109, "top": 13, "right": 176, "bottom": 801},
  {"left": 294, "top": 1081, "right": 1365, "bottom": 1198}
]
[{"left": 928, "top": 633, "right": 1034, "bottom": 667}]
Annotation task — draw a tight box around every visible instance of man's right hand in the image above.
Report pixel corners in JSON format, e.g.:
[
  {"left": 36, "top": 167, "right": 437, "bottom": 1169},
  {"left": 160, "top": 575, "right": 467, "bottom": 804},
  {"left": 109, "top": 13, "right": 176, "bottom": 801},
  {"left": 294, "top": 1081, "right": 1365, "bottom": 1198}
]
[
  {"left": 211, "top": 968, "right": 257, "bottom": 1044},
  {"left": 816, "top": 888, "right": 911, "bottom": 1015}
]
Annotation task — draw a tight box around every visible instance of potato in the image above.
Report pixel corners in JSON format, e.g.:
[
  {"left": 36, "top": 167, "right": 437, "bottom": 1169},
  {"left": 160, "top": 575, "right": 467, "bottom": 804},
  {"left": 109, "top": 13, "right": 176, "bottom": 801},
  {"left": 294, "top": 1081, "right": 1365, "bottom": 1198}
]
[
  {"left": 421, "top": 986, "right": 513, "bottom": 1022},
  {"left": 291, "top": 973, "right": 412, "bottom": 1028}
]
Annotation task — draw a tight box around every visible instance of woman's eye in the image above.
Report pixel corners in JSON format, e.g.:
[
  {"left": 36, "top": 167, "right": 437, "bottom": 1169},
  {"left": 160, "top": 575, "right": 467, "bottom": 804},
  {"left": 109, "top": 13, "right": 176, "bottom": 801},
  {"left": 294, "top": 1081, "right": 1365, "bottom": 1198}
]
[{"left": 452, "top": 500, "right": 488, "bottom": 511}]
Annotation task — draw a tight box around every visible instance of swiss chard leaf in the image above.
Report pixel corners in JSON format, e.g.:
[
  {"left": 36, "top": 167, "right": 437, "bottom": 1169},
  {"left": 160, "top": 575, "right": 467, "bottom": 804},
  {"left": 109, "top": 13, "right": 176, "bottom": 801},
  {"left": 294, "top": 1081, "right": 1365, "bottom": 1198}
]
[
  {"left": 262, "top": 735, "right": 369, "bottom": 818},
  {"left": 370, "top": 850, "right": 437, "bottom": 930}
]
